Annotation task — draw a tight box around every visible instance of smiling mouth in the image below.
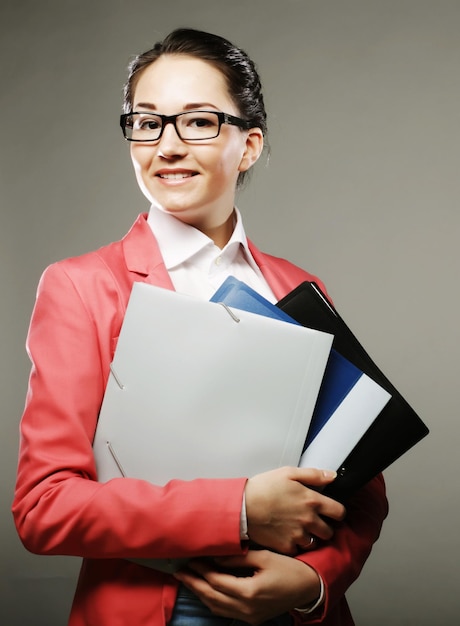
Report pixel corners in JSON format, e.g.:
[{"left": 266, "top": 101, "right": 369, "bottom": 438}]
[{"left": 157, "top": 172, "right": 197, "bottom": 180}]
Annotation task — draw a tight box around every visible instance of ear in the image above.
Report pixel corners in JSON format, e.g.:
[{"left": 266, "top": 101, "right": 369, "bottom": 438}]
[{"left": 238, "top": 127, "right": 264, "bottom": 173}]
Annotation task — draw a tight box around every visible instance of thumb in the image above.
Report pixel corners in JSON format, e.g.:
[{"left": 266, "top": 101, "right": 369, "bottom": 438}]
[{"left": 292, "top": 467, "right": 337, "bottom": 488}]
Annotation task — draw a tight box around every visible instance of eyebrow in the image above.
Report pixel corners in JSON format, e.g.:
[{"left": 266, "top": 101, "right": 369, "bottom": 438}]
[{"left": 133, "top": 102, "right": 220, "bottom": 112}]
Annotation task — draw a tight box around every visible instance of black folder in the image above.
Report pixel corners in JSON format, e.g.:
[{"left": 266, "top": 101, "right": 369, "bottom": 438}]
[{"left": 277, "top": 281, "right": 429, "bottom": 502}]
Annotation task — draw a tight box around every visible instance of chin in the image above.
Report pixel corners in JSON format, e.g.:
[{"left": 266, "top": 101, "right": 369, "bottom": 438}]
[{"left": 159, "top": 204, "right": 201, "bottom": 223}]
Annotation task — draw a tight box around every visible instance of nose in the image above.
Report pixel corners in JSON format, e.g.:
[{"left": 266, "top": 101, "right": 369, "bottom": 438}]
[{"left": 157, "top": 120, "right": 187, "bottom": 158}]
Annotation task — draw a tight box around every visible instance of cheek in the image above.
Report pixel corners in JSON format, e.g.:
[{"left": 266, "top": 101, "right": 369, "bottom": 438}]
[
  {"left": 214, "top": 141, "right": 246, "bottom": 177},
  {"left": 129, "top": 147, "right": 156, "bottom": 202},
  {"left": 130, "top": 145, "right": 152, "bottom": 176}
]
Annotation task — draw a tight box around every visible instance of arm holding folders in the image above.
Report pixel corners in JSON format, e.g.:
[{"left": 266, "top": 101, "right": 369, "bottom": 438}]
[
  {"left": 277, "top": 281, "right": 429, "bottom": 502},
  {"left": 211, "top": 276, "right": 391, "bottom": 481}
]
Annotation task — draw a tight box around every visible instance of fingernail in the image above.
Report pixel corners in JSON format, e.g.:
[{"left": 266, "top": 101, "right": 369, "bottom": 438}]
[{"left": 323, "top": 470, "right": 337, "bottom": 479}]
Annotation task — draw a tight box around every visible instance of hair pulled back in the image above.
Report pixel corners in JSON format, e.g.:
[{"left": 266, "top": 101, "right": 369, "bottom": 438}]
[{"left": 123, "top": 28, "right": 267, "bottom": 138}]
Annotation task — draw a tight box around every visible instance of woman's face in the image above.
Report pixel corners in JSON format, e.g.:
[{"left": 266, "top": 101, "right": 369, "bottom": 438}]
[{"left": 129, "top": 55, "right": 263, "bottom": 243}]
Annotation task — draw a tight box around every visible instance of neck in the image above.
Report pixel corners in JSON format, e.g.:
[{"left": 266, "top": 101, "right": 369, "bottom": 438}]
[{"left": 200, "top": 212, "right": 235, "bottom": 249}]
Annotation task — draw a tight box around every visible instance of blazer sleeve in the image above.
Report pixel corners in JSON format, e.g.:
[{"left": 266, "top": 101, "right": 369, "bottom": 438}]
[
  {"left": 12, "top": 261, "right": 247, "bottom": 560},
  {"left": 293, "top": 474, "right": 388, "bottom": 623}
]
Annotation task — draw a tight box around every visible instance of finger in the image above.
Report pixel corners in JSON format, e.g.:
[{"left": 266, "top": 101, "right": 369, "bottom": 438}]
[
  {"left": 323, "top": 504, "right": 346, "bottom": 524},
  {"left": 187, "top": 559, "right": 248, "bottom": 586},
  {"left": 179, "top": 559, "right": 251, "bottom": 601},
  {"left": 303, "top": 513, "right": 338, "bottom": 541},
  {"left": 173, "top": 568, "right": 206, "bottom": 594},
  {"left": 173, "top": 570, "right": 229, "bottom": 614},
  {"left": 173, "top": 569, "right": 252, "bottom": 622},
  {"left": 314, "top": 494, "right": 346, "bottom": 523},
  {"left": 174, "top": 564, "right": 235, "bottom": 600}
]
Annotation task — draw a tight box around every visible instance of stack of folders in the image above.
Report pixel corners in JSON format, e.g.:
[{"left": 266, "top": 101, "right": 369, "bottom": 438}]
[
  {"left": 211, "top": 277, "right": 429, "bottom": 502},
  {"left": 93, "top": 282, "right": 335, "bottom": 572}
]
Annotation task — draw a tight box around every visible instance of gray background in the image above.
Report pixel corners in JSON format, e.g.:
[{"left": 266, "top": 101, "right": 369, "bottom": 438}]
[{"left": 1, "top": 0, "right": 459, "bottom": 623}]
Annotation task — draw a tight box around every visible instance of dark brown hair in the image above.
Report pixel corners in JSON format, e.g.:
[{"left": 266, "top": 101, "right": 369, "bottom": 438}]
[{"left": 124, "top": 28, "right": 267, "bottom": 132}]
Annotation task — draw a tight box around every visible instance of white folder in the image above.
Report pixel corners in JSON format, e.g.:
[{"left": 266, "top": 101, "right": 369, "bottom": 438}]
[{"left": 93, "top": 282, "right": 333, "bottom": 485}]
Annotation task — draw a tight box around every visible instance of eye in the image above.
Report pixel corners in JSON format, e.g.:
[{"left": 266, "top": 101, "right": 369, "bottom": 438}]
[
  {"left": 186, "top": 112, "right": 219, "bottom": 130},
  {"left": 133, "top": 115, "right": 161, "bottom": 131},
  {"left": 190, "top": 117, "right": 213, "bottom": 128}
]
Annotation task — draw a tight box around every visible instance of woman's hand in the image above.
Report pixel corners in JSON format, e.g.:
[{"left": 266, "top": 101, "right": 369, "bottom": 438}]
[
  {"left": 174, "top": 549, "right": 322, "bottom": 625},
  {"left": 245, "top": 467, "right": 346, "bottom": 554}
]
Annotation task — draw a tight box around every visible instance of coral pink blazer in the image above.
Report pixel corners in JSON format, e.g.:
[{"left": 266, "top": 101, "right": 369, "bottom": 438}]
[{"left": 13, "top": 214, "right": 387, "bottom": 625}]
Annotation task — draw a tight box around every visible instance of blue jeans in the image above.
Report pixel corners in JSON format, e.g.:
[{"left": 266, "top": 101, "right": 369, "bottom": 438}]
[{"left": 168, "top": 585, "right": 293, "bottom": 626}]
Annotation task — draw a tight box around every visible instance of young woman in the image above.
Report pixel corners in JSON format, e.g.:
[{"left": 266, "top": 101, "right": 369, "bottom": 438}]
[{"left": 12, "top": 28, "right": 388, "bottom": 626}]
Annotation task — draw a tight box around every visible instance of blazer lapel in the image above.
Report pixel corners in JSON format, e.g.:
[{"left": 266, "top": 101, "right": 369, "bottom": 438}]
[
  {"left": 248, "top": 239, "right": 295, "bottom": 300},
  {"left": 122, "top": 213, "right": 175, "bottom": 290}
]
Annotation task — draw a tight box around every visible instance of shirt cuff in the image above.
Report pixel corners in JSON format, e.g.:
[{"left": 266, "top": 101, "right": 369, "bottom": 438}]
[
  {"left": 240, "top": 491, "right": 249, "bottom": 540},
  {"left": 293, "top": 574, "right": 324, "bottom": 614}
]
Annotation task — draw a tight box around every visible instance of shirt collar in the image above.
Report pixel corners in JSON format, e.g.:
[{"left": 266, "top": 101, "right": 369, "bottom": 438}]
[{"left": 146, "top": 203, "right": 257, "bottom": 271}]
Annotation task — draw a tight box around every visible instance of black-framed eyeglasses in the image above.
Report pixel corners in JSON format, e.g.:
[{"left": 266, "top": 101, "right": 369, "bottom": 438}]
[{"left": 120, "top": 110, "right": 252, "bottom": 142}]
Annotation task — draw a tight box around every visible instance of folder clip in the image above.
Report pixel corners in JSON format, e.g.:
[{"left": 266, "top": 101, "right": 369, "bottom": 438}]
[
  {"left": 106, "top": 441, "right": 127, "bottom": 477},
  {"left": 110, "top": 364, "right": 125, "bottom": 389},
  {"left": 217, "top": 302, "right": 240, "bottom": 323}
]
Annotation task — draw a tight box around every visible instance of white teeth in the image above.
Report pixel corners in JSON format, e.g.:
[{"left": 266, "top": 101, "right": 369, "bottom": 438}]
[{"left": 159, "top": 172, "right": 193, "bottom": 179}]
